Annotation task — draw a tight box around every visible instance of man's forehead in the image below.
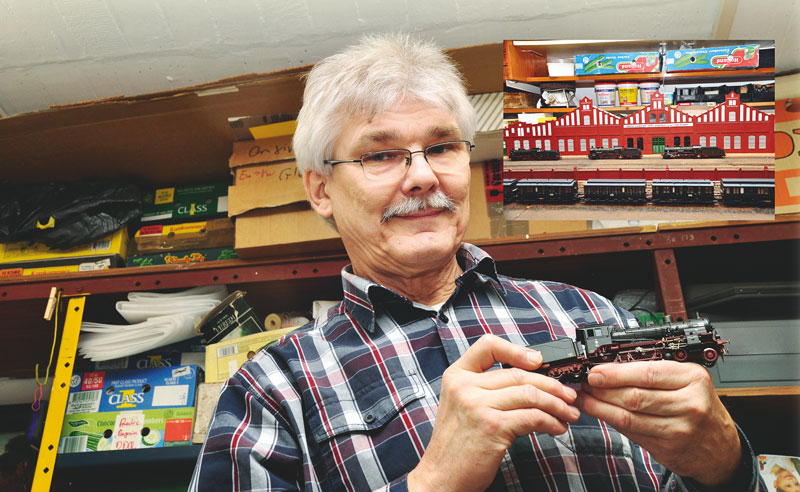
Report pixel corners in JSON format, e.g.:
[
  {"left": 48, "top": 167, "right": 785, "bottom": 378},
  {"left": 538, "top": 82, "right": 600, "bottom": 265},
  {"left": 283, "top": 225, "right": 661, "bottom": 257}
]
[{"left": 354, "top": 125, "right": 461, "bottom": 146}]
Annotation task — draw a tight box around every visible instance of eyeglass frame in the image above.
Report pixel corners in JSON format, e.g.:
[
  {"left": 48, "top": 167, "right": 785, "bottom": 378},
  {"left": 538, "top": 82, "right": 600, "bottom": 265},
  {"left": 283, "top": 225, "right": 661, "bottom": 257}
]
[{"left": 323, "top": 139, "right": 475, "bottom": 176}]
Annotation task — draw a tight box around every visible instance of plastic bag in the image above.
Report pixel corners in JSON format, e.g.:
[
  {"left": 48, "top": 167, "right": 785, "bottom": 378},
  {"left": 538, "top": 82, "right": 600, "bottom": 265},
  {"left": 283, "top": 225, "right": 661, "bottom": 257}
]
[{"left": 0, "top": 181, "right": 143, "bottom": 249}]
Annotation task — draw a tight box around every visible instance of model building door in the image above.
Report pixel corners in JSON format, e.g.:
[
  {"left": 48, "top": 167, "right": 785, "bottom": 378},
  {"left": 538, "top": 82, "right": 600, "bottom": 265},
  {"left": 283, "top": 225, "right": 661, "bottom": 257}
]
[{"left": 652, "top": 136, "right": 665, "bottom": 153}]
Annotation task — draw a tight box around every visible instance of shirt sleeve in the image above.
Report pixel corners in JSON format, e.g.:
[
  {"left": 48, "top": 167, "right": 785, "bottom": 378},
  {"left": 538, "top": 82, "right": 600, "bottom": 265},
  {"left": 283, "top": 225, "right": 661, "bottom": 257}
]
[
  {"left": 188, "top": 375, "right": 303, "bottom": 492},
  {"left": 664, "top": 423, "right": 767, "bottom": 492}
]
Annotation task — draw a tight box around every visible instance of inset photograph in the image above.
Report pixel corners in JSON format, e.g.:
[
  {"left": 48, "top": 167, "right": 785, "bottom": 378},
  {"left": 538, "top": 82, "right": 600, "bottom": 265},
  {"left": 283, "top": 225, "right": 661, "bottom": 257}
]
[{"left": 502, "top": 40, "right": 775, "bottom": 221}]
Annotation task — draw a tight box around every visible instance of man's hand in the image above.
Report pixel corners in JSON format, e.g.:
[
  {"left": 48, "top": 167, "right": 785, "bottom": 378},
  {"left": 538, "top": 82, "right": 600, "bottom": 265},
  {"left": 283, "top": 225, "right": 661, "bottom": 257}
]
[
  {"left": 575, "top": 360, "right": 741, "bottom": 487},
  {"left": 407, "top": 334, "right": 581, "bottom": 492}
]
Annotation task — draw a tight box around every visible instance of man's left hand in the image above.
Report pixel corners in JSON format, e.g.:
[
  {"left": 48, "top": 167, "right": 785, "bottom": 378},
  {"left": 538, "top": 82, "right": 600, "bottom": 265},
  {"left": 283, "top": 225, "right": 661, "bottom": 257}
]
[{"left": 575, "top": 360, "right": 741, "bottom": 487}]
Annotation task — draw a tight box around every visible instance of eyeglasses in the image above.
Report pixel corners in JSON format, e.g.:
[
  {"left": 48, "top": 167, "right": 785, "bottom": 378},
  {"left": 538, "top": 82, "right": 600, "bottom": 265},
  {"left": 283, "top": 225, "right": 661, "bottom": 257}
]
[{"left": 324, "top": 140, "right": 475, "bottom": 181}]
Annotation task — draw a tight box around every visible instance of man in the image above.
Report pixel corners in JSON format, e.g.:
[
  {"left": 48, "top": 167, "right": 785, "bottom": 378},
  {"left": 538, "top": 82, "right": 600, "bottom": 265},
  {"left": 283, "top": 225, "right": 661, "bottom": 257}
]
[{"left": 190, "top": 34, "right": 764, "bottom": 491}]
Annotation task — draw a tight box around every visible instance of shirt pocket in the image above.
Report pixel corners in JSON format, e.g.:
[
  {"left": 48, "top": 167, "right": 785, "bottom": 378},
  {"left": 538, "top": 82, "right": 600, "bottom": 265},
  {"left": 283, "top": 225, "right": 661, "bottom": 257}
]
[{"left": 305, "top": 370, "right": 426, "bottom": 444}]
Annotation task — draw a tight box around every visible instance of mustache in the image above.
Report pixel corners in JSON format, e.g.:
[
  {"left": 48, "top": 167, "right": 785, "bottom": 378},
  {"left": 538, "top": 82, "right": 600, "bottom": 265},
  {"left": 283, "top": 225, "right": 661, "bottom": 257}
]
[{"left": 381, "top": 191, "right": 457, "bottom": 223}]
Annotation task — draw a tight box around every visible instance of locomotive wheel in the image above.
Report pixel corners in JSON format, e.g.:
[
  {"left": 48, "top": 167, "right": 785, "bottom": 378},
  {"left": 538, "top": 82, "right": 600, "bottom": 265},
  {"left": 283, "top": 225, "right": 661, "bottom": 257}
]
[
  {"left": 703, "top": 348, "right": 718, "bottom": 366},
  {"left": 674, "top": 349, "right": 688, "bottom": 362}
]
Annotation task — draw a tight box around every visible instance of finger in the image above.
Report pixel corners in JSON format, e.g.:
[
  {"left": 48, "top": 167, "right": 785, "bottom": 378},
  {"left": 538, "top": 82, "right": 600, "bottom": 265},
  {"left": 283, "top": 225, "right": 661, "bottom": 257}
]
[
  {"left": 502, "top": 408, "right": 571, "bottom": 437},
  {"left": 580, "top": 383, "right": 691, "bottom": 416},
  {"left": 487, "top": 385, "right": 581, "bottom": 423},
  {"left": 586, "top": 361, "right": 694, "bottom": 390},
  {"left": 575, "top": 389, "right": 675, "bottom": 438},
  {"left": 454, "top": 334, "right": 542, "bottom": 373},
  {"left": 476, "top": 367, "right": 577, "bottom": 403}
]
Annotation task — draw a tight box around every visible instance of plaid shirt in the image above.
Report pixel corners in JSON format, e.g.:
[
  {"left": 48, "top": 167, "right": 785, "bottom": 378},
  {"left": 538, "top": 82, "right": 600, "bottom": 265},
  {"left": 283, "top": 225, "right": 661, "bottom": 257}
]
[{"left": 190, "top": 243, "right": 762, "bottom": 492}]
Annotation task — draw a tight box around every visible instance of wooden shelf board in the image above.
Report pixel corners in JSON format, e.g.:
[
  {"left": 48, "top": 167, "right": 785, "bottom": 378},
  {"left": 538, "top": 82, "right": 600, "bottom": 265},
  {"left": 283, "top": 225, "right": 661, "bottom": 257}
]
[
  {"left": 717, "top": 386, "right": 800, "bottom": 397},
  {"left": 504, "top": 101, "right": 774, "bottom": 115},
  {"left": 520, "top": 68, "right": 775, "bottom": 83}
]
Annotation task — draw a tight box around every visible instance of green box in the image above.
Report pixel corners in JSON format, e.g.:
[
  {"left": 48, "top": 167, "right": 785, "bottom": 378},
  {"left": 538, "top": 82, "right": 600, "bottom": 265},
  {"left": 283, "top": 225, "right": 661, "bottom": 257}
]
[
  {"left": 59, "top": 407, "right": 196, "bottom": 453},
  {"left": 126, "top": 247, "right": 238, "bottom": 267},
  {"left": 195, "top": 290, "right": 266, "bottom": 345},
  {"left": 141, "top": 182, "right": 229, "bottom": 223}
]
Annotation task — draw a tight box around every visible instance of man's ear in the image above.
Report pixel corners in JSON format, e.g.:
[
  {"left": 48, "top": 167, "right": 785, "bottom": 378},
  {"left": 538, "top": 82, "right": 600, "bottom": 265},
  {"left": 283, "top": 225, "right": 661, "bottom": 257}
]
[{"left": 304, "top": 170, "right": 333, "bottom": 219}]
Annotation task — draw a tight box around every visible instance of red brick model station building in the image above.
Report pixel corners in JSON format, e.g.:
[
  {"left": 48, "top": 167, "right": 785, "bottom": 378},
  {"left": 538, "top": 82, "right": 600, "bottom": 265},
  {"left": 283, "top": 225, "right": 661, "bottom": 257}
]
[{"left": 504, "top": 92, "right": 774, "bottom": 156}]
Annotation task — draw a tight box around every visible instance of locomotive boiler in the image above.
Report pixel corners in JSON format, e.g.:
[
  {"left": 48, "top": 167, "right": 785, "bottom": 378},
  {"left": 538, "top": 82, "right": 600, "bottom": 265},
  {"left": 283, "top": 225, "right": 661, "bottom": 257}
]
[{"left": 528, "top": 317, "right": 727, "bottom": 382}]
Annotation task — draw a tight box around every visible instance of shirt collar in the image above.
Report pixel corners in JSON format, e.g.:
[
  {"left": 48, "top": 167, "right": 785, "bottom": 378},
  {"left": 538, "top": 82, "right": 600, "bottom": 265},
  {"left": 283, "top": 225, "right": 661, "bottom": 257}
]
[{"left": 338, "top": 243, "right": 505, "bottom": 334}]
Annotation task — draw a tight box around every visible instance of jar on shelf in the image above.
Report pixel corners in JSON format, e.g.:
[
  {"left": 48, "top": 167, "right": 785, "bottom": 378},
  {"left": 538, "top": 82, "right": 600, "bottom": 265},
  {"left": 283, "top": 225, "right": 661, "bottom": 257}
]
[
  {"left": 639, "top": 81, "right": 661, "bottom": 105},
  {"left": 595, "top": 82, "right": 616, "bottom": 106},
  {"left": 617, "top": 81, "right": 638, "bottom": 105}
]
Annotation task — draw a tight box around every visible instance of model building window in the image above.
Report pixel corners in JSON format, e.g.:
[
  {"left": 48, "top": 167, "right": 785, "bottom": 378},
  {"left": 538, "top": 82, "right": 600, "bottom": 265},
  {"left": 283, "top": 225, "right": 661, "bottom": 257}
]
[
  {"left": 759, "top": 135, "right": 767, "bottom": 149},
  {"left": 523, "top": 140, "right": 530, "bottom": 150},
  {"left": 748, "top": 135, "right": 756, "bottom": 149},
  {"left": 612, "top": 138, "right": 619, "bottom": 147},
  {"left": 674, "top": 136, "right": 681, "bottom": 146},
  {"left": 558, "top": 139, "right": 565, "bottom": 152},
  {"left": 568, "top": 139, "right": 574, "bottom": 152},
  {"left": 590, "top": 138, "right": 596, "bottom": 149},
  {"left": 734, "top": 136, "right": 741, "bottom": 149},
  {"left": 627, "top": 138, "right": 634, "bottom": 148},
  {"left": 684, "top": 136, "right": 691, "bottom": 146},
  {"left": 710, "top": 136, "right": 717, "bottom": 147},
  {"left": 729, "top": 111, "right": 736, "bottom": 122},
  {"left": 584, "top": 115, "right": 590, "bottom": 125},
  {"left": 700, "top": 136, "right": 707, "bottom": 146},
  {"left": 544, "top": 140, "right": 551, "bottom": 150},
  {"left": 659, "top": 113, "right": 667, "bottom": 123},
  {"left": 536, "top": 139, "right": 542, "bottom": 148},
  {"left": 602, "top": 138, "right": 609, "bottom": 148},
  {"left": 724, "top": 136, "right": 731, "bottom": 149},
  {"left": 649, "top": 113, "right": 657, "bottom": 123},
  {"left": 581, "top": 139, "right": 587, "bottom": 151},
  {"left": 514, "top": 140, "right": 521, "bottom": 150}
]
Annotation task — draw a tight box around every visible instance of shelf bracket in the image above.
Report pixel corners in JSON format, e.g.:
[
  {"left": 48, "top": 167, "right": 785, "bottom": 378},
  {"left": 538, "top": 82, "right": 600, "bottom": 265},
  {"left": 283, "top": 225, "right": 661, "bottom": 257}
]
[
  {"left": 31, "top": 295, "right": 86, "bottom": 492},
  {"left": 652, "top": 249, "right": 688, "bottom": 322}
]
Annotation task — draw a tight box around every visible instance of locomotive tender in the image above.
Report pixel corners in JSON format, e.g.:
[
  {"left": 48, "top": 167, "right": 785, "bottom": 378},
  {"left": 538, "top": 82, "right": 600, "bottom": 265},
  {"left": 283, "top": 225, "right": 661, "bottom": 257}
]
[
  {"left": 526, "top": 318, "right": 727, "bottom": 383},
  {"left": 509, "top": 148, "right": 561, "bottom": 161}
]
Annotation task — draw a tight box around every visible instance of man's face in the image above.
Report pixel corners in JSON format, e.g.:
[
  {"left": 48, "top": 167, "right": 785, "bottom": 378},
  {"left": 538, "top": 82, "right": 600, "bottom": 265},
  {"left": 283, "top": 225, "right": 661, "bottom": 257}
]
[{"left": 316, "top": 99, "right": 471, "bottom": 278}]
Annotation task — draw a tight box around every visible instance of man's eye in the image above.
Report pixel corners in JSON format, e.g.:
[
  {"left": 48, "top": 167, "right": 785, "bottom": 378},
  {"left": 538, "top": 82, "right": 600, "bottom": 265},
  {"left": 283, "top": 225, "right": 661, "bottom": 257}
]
[
  {"left": 427, "top": 142, "right": 458, "bottom": 156},
  {"left": 363, "top": 151, "right": 405, "bottom": 165}
]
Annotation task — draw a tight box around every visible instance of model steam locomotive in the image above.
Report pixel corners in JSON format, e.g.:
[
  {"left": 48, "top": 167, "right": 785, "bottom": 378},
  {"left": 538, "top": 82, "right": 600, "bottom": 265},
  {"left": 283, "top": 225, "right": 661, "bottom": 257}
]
[{"left": 527, "top": 317, "right": 727, "bottom": 382}]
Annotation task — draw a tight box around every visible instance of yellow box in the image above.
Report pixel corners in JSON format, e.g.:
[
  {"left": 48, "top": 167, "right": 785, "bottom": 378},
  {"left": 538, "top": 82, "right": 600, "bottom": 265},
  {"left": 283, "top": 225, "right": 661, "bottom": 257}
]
[
  {"left": 205, "top": 327, "right": 296, "bottom": 383},
  {"left": 0, "top": 227, "right": 129, "bottom": 264}
]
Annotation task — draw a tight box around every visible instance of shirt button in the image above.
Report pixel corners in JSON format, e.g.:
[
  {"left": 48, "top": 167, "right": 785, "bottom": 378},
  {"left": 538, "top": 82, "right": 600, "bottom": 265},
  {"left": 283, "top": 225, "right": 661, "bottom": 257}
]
[
  {"left": 364, "top": 413, "right": 375, "bottom": 424},
  {"left": 439, "top": 313, "right": 449, "bottom": 323}
]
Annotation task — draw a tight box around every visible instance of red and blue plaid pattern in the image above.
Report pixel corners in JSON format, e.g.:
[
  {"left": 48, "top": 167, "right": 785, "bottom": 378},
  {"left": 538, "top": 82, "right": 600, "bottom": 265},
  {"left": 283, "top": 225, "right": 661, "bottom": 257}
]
[{"left": 190, "top": 244, "right": 762, "bottom": 492}]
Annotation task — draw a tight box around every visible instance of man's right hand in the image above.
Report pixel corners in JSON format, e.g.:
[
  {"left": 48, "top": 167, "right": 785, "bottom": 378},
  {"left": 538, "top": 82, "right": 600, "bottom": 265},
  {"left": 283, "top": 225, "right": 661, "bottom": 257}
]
[{"left": 407, "top": 334, "right": 581, "bottom": 492}]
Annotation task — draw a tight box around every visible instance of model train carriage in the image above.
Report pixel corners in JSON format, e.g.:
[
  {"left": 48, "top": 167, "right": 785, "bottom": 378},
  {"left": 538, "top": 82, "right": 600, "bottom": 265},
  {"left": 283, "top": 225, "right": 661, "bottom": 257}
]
[
  {"left": 620, "top": 147, "right": 643, "bottom": 159},
  {"left": 721, "top": 178, "right": 775, "bottom": 207},
  {"left": 503, "top": 179, "right": 518, "bottom": 204},
  {"left": 583, "top": 179, "right": 647, "bottom": 204},
  {"left": 651, "top": 179, "right": 715, "bottom": 204},
  {"left": 508, "top": 148, "right": 561, "bottom": 161},
  {"left": 515, "top": 179, "right": 578, "bottom": 204}
]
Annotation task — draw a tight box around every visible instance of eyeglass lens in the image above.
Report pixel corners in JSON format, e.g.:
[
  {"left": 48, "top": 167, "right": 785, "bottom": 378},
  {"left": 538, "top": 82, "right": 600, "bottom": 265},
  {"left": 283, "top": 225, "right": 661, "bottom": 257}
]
[{"left": 360, "top": 141, "right": 470, "bottom": 180}]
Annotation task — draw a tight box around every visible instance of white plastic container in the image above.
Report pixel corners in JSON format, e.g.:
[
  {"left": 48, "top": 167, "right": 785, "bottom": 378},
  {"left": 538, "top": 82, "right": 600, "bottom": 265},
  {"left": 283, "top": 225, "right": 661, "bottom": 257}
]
[
  {"left": 617, "top": 81, "right": 638, "bottom": 105},
  {"left": 547, "top": 58, "right": 575, "bottom": 77},
  {"left": 595, "top": 82, "right": 617, "bottom": 106},
  {"left": 639, "top": 82, "right": 661, "bottom": 104}
]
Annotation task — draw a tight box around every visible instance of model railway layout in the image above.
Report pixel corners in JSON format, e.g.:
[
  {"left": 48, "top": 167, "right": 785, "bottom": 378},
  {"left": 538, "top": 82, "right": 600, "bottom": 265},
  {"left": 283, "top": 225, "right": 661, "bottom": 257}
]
[
  {"left": 525, "top": 317, "right": 727, "bottom": 383},
  {"left": 503, "top": 178, "right": 774, "bottom": 207}
]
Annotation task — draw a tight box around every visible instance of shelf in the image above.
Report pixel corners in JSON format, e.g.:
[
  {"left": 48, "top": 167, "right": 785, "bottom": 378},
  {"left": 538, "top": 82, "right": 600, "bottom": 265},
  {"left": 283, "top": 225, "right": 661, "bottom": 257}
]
[
  {"left": 505, "top": 101, "right": 775, "bottom": 115},
  {"left": 519, "top": 68, "right": 775, "bottom": 84},
  {"left": 55, "top": 444, "right": 201, "bottom": 469},
  {"left": 717, "top": 386, "right": 800, "bottom": 397}
]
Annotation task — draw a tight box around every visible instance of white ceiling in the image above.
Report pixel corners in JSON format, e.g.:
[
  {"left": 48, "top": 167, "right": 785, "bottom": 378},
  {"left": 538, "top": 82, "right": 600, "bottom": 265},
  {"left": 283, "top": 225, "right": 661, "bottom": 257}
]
[{"left": 0, "top": 0, "right": 797, "bottom": 118}]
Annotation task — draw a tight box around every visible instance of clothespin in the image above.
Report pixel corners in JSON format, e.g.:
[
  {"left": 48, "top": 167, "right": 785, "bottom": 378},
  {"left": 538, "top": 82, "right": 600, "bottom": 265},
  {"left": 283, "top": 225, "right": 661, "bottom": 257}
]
[{"left": 43, "top": 287, "right": 59, "bottom": 321}]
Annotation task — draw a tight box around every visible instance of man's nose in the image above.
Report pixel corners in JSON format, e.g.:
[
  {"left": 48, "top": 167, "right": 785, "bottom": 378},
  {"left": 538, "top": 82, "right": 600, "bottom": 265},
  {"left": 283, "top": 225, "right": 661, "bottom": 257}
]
[{"left": 403, "top": 151, "right": 439, "bottom": 192}]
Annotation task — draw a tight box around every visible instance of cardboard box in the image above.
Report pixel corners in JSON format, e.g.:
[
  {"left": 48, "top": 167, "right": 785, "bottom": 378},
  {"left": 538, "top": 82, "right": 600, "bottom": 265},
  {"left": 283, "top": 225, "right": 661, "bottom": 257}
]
[
  {"left": 132, "top": 218, "right": 234, "bottom": 255},
  {"left": 59, "top": 407, "right": 197, "bottom": 453},
  {"left": 227, "top": 134, "right": 343, "bottom": 258},
  {"left": 82, "top": 337, "right": 206, "bottom": 372},
  {"left": 192, "top": 382, "right": 224, "bottom": 444},
  {"left": 126, "top": 247, "right": 238, "bottom": 267},
  {"left": 574, "top": 52, "right": 660, "bottom": 75},
  {"left": 0, "top": 227, "right": 128, "bottom": 277},
  {"left": 58, "top": 366, "right": 200, "bottom": 453},
  {"left": 142, "top": 182, "right": 230, "bottom": 223},
  {"left": 0, "top": 227, "right": 128, "bottom": 264},
  {"left": 205, "top": 327, "right": 296, "bottom": 383},
  {"left": 666, "top": 45, "right": 759, "bottom": 72}
]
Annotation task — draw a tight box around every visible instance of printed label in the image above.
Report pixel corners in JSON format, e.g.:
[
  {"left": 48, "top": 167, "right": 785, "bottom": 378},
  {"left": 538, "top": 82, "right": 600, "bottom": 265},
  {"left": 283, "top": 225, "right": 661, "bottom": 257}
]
[
  {"left": 151, "top": 384, "right": 189, "bottom": 407},
  {"left": 113, "top": 411, "right": 145, "bottom": 450}
]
